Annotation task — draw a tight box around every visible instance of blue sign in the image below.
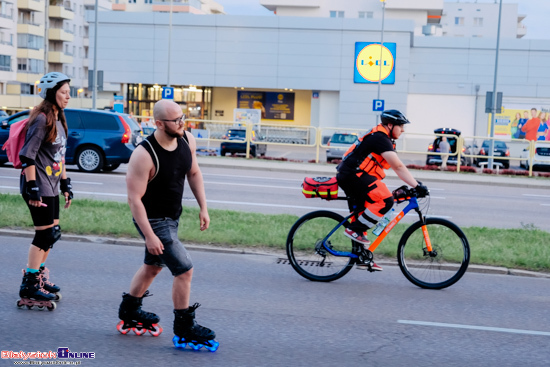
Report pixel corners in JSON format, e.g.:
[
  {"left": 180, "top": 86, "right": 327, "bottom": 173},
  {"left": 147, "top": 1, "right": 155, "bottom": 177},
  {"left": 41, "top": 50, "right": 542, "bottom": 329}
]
[
  {"left": 373, "top": 99, "right": 385, "bottom": 112},
  {"left": 354, "top": 42, "right": 396, "bottom": 84},
  {"left": 312, "top": 92, "right": 319, "bottom": 99},
  {"left": 162, "top": 87, "right": 174, "bottom": 99},
  {"left": 113, "top": 95, "right": 124, "bottom": 101}
]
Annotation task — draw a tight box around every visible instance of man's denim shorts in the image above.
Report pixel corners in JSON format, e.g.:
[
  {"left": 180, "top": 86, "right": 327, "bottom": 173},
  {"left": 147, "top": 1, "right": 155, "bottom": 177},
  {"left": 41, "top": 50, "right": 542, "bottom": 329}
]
[{"left": 134, "top": 217, "right": 193, "bottom": 276}]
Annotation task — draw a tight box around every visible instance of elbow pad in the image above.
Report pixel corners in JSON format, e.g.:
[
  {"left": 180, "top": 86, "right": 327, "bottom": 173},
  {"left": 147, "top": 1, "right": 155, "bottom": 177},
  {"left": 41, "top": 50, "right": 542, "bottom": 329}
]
[{"left": 20, "top": 156, "right": 36, "bottom": 169}]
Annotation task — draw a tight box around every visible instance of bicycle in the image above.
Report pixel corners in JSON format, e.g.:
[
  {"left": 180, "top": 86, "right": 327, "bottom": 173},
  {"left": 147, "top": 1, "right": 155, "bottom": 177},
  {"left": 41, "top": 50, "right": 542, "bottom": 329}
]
[{"left": 286, "top": 185, "right": 470, "bottom": 289}]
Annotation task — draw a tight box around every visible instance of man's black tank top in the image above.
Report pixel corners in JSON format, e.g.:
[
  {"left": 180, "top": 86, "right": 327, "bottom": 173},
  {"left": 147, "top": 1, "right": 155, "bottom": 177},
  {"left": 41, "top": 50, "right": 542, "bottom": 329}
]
[{"left": 140, "top": 133, "right": 192, "bottom": 220}]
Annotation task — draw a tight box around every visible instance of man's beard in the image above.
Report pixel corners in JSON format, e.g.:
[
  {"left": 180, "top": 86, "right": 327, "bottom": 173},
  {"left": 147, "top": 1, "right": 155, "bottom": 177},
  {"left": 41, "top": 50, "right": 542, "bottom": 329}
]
[{"left": 166, "top": 127, "right": 184, "bottom": 138}]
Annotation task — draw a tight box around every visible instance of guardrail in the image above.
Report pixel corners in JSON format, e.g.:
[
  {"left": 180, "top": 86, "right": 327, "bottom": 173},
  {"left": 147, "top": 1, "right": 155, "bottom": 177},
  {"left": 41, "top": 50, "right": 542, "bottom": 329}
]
[{"left": 130, "top": 116, "right": 547, "bottom": 177}]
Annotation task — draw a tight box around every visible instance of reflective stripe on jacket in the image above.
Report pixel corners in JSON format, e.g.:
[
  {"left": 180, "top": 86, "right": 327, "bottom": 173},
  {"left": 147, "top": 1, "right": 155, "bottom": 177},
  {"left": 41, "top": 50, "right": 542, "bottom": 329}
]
[{"left": 342, "top": 125, "right": 393, "bottom": 180}]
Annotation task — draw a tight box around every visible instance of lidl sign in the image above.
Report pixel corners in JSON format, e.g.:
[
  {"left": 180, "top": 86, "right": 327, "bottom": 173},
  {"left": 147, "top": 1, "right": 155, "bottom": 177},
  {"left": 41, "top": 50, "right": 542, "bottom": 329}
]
[{"left": 354, "top": 42, "right": 396, "bottom": 84}]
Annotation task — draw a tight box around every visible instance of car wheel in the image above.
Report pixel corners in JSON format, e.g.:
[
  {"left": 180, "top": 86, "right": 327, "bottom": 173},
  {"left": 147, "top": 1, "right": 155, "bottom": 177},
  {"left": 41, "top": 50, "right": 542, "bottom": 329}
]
[
  {"left": 77, "top": 146, "right": 104, "bottom": 173},
  {"left": 102, "top": 163, "right": 120, "bottom": 172}
]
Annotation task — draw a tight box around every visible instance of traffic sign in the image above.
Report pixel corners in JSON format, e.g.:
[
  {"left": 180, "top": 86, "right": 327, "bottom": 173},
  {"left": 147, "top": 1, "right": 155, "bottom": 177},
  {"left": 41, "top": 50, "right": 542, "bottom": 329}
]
[
  {"left": 162, "top": 87, "right": 174, "bottom": 99},
  {"left": 373, "top": 99, "right": 384, "bottom": 112}
]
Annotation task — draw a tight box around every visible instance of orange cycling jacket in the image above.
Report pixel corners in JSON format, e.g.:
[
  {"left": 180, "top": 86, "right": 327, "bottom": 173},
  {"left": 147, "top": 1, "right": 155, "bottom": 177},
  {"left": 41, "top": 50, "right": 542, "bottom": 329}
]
[{"left": 341, "top": 125, "right": 395, "bottom": 180}]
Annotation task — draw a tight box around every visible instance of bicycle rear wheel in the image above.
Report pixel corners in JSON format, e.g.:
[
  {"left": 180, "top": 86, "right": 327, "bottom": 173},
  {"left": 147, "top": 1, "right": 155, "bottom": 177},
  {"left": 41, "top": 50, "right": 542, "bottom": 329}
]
[
  {"left": 397, "top": 218, "right": 470, "bottom": 290},
  {"left": 286, "top": 211, "right": 356, "bottom": 282}
]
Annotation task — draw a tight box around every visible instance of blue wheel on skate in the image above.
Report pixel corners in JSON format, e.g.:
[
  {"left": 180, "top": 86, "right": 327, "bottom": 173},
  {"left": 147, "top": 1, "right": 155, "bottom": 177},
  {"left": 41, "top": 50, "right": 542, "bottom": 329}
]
[
  {"left": 172, "top": 335, "right": 187, "bottom": 348},
  {"left": 204, "top": 340, "right": 219, "bottom": 352}
]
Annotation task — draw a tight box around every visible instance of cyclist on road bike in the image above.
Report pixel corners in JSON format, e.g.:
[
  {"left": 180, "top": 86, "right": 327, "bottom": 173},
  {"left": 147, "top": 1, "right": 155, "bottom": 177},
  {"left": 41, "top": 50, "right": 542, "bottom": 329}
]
[{"left": 336, "top": 109, "right": 429, "bottom": 271}]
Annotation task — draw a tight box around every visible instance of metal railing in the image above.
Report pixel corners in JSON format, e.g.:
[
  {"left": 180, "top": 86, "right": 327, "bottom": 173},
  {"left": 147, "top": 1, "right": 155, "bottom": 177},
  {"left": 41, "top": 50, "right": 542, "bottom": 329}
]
[{"left": 129, "top": 116, "right": 547, "bottom": 176}]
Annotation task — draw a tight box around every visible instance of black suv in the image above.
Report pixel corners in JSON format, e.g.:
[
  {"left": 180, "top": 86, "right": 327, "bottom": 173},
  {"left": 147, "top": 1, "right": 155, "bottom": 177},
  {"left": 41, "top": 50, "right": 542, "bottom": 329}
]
[
  {"left": 0, "top": 109, "right": 142, "bottom": 172},
  {"left": 476, "top": 140, "right": 510, "bottom": 169},
  {"left": 426, "top": 128, "right": 474, "bottom": 166},
  {"left": 220, "top": 127, "right": 267, "bottom": 157}
]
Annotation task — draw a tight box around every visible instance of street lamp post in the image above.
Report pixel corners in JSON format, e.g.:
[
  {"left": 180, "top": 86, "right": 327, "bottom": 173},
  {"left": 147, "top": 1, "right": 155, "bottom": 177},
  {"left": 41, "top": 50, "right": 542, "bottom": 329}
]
[
  {"left": 377, "top": 0, "right": 386, "bottom": 122},
  {"left": 167, "top": 0, "right": 173, "bottom": 88},
  {"left": 488, "top": 0, "right": 503, "bottom": 169},
  {"left": 92, "top": 0, "right": 99, "bottom": 109}
]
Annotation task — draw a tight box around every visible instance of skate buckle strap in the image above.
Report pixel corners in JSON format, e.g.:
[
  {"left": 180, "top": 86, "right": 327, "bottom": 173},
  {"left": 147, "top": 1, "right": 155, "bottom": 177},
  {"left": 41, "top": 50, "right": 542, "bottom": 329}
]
[{"left": 188, "top": 303, "right": 201, "bottom": 312}]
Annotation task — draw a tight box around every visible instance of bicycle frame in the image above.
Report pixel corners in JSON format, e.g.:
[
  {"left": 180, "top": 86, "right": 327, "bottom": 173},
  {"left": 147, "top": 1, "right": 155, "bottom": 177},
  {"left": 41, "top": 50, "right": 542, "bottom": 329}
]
[{"left": 321, "top": 197, "right": 432, "bottom": 258}]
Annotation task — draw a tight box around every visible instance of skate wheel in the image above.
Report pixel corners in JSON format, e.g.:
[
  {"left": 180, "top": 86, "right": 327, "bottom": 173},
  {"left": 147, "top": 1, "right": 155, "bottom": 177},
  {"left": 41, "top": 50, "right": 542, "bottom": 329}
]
[
  {"left": 55, "top": 293, "right": 62, "bottom": 301},
  {"left": 26, "top": 305, "right": 34, "bottom": 310},
  {"left": 172, "top": 336, "right": 186, "bottom": 349},
  {"left": 149, "top": 324, "right": 163, "bottom": 337},
  {"left": 37, "top": 305, "right": 45, "bottom": 311},
  {"left": 133, "top": 327, "right": 146, "bottom": 336},
  {"left": 189, "top": 342, "right": 203, "bottom": 351},
  {"left": 16, "top": 299, "right": 25, "bottom": 309},
  {"left": 116, "top": 321, "right": 130, "bottom": 335},
  {"left": 46, "top": 302, "right": 56, "bottom": 311},
  {"left": 205, "top": 340, "right": 220, "bottom": 352}
]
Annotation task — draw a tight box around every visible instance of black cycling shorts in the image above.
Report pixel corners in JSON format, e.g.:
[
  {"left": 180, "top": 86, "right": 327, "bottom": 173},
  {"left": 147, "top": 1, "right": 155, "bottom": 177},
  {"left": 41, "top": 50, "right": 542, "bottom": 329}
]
[{"left": 22, "top": 195, "right": 60, "bottom": 227}]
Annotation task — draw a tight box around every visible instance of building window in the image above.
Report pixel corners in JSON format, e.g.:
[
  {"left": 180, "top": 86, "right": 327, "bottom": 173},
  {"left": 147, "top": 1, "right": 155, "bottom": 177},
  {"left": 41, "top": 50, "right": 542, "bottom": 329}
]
[
  {"left": 455, "top": 17, "right": 464, "bottom": 26},
  {"left": 21, "top": 83, "right": 33, "bottom": 95},
  {"left": 473, "top": 17, "right": 483, "bottom": 27},
  {"left": 16, "top": 34, "right": 44, "bottom": 50},
  {"left": 17, "top": 58, "right": 44, "bottom": 73},
  {"left": 329, "top": 11, "right": 344, "bottom": 18},
  {"left": 358, "top": 11, "right": 373, "bottom": 19},
  {"left": 0, "top": 54, "right": 11, "bottom": 71}
]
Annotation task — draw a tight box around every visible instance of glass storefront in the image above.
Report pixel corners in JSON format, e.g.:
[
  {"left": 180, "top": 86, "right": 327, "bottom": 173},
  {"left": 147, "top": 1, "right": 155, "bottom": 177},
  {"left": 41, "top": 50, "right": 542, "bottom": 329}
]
[{"left": 127, "top": 83, "right": 212, "bottom": 121}]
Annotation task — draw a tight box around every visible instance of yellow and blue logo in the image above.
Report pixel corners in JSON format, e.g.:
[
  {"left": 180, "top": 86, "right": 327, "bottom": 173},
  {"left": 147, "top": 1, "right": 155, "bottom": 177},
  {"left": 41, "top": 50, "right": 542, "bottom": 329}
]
[{"left": 354, "top": 42, "right": 396, "bottom": 84}]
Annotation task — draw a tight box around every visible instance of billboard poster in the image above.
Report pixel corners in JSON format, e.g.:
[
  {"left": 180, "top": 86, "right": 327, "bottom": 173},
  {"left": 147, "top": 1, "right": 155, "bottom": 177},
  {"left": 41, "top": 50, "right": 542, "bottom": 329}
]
[
  {"left": 237, "top": 91, "right": 295, "bottom": 121},
  {"left": 354, "top": 42, "right": 396, "bottom": 84},
  {"left": 233, "top": 108, "right": 261, "bottom": 126},
  {"left": 488, "top": 104, "right": 550, "bottom": 141}
]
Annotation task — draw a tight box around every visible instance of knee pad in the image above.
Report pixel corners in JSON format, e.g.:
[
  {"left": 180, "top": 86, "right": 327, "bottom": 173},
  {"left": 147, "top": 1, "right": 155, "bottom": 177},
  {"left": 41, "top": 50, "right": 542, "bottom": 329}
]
[{"left": 32, "top": 225, "right": 61, "bottom": 251}]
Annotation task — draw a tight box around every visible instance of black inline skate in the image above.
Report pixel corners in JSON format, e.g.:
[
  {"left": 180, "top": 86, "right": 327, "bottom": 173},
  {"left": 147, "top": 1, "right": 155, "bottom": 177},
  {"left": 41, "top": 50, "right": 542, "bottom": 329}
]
[
  {"left": 39, "top": 266, "right": 62, "bottom": 301},
  {"left": 116, "top": 291, "right": 163, "bottom": 336},
  {"left": 17, "top": 270, "right": 57, "bottom": 311},
  {"left": 172, "top": 303, "right": 219, "bottom": 352}
]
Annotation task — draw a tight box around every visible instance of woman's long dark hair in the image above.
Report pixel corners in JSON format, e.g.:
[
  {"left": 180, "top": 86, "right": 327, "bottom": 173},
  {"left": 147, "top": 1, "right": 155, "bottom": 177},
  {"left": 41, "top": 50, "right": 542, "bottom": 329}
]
[{"left": 26, "top": 81, "right": 69, "bottom": 143}]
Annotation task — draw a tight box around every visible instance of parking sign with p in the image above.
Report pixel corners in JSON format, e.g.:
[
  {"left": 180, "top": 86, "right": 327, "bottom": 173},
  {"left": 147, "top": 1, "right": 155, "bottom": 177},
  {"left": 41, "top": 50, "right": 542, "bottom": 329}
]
[
  {"left": 373, "top": 99, "right": 384, "bottom": 112},
  {"left": 162, "top": 87, "right": 174, "bottom": 99}
]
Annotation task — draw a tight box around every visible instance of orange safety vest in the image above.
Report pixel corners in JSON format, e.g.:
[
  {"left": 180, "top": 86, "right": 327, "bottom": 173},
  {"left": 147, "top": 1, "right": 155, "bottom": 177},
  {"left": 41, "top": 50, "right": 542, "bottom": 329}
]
[{"left": 342, "top": 125, "right": 394, "bottom": 180}]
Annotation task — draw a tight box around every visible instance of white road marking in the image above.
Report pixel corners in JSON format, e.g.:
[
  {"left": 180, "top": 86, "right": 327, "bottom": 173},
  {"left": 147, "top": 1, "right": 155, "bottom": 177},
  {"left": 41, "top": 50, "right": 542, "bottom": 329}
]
[
  {"left": 398, "top": 320, "right": 550, "bottom": 336},
  {"left": 204, "top": 181, "right": 297, "bottom": 190},
  {"left": 523, "top": 194, "right": 550, "bottom": 198},
  {"left": 204, "top": 173, "right": 301, "bottom": 182},
  {"left": 0, "top": 177, "right": 103, "bottom": 185},
  {"left": 203, "top": 199, "right": 350, "bottom": 212}
]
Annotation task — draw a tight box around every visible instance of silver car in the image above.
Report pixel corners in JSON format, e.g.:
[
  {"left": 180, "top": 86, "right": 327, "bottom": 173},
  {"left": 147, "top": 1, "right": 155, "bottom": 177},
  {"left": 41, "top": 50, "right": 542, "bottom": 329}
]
[{"left": 326, "top": 133, "right": 359, "bottom": 163}]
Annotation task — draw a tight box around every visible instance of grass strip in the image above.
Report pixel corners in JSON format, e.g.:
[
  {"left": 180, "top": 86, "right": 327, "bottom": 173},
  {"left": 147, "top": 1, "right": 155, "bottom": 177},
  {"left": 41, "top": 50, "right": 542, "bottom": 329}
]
[{"left": 0, "top": 193, "right": 548, "bottom": 272}]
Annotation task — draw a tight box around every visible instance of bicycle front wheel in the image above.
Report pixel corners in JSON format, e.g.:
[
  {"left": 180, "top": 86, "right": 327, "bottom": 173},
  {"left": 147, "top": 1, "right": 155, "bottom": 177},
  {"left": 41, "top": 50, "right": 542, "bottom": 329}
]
[
  {"left": 398, "top": 218, "right": 470, "bottom": 290},
  {"left": 286, "top": 211, "right": 355, "bottom": 282}
]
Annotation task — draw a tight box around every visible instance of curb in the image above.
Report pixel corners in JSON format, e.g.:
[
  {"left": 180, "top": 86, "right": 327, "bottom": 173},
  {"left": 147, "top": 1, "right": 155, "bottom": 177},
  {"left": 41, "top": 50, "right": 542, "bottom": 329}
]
[{"left": 2, "top": 229, "right": 549, "bottom": 279}]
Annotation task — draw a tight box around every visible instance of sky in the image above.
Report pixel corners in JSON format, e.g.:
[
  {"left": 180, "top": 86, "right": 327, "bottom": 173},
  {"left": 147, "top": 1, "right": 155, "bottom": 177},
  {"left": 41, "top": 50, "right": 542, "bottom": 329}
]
[{"left": 216, "top": 0, "right": 550, "bottom": 40}]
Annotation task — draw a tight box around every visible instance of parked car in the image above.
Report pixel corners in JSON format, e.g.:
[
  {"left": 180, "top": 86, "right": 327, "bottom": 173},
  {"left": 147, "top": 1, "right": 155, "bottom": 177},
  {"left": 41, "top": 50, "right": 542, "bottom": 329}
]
[
  {"left": 520, "top": 142, "right": 550, "bottom": 171},
  {"left": 426, "top": 128, "right": 474, "bottom": 166},
  {"left": 326, "top": 133, "right": 358, "bottom": 163},
  {"left": 0, "top": 111, "right": 8, "bottom": 120},
  {"left": 0, "top": 109, "right": 143, "bottom": 172},
  {"left": 219, "top": 127, "right": 267, "bottom": 157},
  {"left": 476, "top": 140, "right": 510, "bottom": 169}
]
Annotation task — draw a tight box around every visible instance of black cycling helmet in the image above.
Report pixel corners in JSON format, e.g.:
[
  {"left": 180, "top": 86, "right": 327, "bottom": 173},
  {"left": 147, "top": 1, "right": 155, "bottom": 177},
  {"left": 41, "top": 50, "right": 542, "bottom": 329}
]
[{"left": 381, "top": 110, "right": 410, "bottom": 125}]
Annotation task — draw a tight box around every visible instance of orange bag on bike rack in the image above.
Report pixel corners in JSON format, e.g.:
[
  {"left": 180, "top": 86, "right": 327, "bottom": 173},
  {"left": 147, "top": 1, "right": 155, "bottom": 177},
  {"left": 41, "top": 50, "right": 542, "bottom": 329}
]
[{"left": 302, "top": 177, "right": 339, "bottom": 199}]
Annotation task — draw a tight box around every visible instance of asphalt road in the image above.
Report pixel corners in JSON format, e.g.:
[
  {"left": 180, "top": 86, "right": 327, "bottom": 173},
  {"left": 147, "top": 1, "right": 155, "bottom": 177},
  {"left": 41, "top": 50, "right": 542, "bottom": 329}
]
[
  {"left": 1, "top": 165, "right": 548, "bottom": 232},
  {"left": 1, "top": 235, "right": 548, "bottom": 367}
]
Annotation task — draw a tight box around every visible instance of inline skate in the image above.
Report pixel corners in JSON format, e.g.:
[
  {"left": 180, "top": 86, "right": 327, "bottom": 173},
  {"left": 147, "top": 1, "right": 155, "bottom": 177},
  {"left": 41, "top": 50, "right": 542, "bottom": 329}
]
[
  {"left": 116, "top": 291, "right": 163, "bottom": 336},
  {"left": 172, "top": 303, "right": 219, "bottom": 352},
  {"left": 17, "top": 270, "right": 57, "bottom": 311},
  {"left": 39, "top": 266, "right": 62, "bottom": 301}
]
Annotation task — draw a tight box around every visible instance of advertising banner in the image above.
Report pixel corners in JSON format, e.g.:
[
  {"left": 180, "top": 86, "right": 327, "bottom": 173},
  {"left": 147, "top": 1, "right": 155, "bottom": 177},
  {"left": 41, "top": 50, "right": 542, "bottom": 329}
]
[
  {"left": 237, "top": 91, "right": 295, "bottom": 121},
  {"left": 488, "top": 104, "right": 550, "bottom": 141},
  {"left": 354, "top": 42, "right": 396, "bottom": 84}
]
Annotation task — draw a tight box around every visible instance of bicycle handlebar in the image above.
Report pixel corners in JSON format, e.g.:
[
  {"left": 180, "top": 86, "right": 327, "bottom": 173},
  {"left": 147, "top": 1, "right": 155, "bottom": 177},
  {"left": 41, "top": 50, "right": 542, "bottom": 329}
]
[{"left": 392, "top": 185, "right": 430, "bottom": 202}]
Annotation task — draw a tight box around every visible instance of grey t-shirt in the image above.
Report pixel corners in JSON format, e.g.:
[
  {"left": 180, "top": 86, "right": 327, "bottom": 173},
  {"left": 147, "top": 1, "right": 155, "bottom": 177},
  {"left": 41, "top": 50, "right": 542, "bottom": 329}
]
[{"left": 19, "top": 114, "right": 67, "bottom": 197}]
